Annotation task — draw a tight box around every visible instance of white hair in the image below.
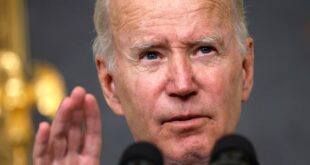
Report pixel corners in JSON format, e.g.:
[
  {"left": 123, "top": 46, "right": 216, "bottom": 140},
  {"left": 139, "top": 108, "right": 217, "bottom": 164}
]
[{"left": 93, "top": 0, "right": 249, "bottom": 71}]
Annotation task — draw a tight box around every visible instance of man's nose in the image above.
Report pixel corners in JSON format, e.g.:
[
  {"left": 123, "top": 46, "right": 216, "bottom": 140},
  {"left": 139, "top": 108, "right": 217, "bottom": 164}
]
[{"left": 165, "top": 54, "right": 198, "bottom": 100}]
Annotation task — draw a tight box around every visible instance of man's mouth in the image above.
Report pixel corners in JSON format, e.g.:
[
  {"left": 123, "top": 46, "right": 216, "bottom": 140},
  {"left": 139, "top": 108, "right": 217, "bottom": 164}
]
[
  {"left": 162, "top": 114, "right": 210, "bottom": 126},
  {"left": 165, "top": 115, "right": 203, "bottom": 122}
]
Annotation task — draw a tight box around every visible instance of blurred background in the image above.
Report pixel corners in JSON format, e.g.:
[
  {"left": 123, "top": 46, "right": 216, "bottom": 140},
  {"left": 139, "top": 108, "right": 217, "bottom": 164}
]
[{"left": 1, "top": 0, "right": 309, "bottom": 164}]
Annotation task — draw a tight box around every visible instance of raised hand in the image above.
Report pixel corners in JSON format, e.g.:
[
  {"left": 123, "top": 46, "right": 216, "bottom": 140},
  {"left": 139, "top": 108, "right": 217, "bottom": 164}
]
[{"left": 33, "top": 86, "right": 102, "bottom": 165}]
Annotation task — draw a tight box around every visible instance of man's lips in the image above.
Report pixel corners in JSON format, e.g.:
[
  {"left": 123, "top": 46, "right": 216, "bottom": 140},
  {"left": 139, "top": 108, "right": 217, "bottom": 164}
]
[{"left": 161, "top": 114, "right": 210, "bottom": 125}]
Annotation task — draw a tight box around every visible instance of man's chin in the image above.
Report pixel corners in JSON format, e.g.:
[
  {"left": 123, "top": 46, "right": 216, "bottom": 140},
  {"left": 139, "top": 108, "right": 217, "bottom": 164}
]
[
  {"left": 162, "top": 145, "right": 211, "bottom": 165},
  {"left": 153, "top": 126, "right": 218, "bottom": 164},
  {"left": 164, "top": 153, "right": 210, "bottom": 165}
]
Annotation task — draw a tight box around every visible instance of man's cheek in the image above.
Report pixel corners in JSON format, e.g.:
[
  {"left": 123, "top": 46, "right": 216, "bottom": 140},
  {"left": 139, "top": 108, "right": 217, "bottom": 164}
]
[{"left": 127, "top": 112, "right": 155, "bottom": 141}]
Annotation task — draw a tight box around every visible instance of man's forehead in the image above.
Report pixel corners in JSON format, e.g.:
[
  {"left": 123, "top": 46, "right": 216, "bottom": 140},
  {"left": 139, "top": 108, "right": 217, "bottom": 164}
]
[
  {"left": 109, "top": 0, "right": 233, "bottom": 31},
  {"left": 110, "top": 0, "right": 231, "bottom": 10}
]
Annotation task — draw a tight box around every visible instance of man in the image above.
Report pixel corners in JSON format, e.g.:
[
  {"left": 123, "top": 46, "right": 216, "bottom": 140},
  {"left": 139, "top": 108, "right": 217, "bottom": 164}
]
[{"left": 33, "top": 0, "right": 254, "bottom": 164}]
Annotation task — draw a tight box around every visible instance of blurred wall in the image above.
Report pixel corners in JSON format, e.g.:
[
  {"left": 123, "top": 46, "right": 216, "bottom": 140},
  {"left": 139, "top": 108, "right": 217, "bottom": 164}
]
[{"left": 28, "top": 0, "right": 310, "bottom": 164}]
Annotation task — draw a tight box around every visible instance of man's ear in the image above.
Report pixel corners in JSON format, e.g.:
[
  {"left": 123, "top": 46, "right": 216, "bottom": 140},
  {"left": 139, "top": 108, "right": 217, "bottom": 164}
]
[
  {"left": 96, "top": 57, "right": 124, "bottom": 116},
  {"left": 241, "top": 37, "right": 254, "bottom": 102}
]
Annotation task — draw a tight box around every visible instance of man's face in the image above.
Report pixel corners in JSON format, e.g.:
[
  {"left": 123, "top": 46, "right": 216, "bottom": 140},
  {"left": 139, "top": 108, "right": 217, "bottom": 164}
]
[{"left": 97, "top": 0, "right": 253, "bottom": 163}]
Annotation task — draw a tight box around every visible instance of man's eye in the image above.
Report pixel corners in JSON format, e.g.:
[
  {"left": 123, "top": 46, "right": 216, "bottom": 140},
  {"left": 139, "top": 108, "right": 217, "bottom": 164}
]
[
  {"left": 198, "top": 46, "right": 213, "bottom": 54},
  {"left": 143, "top": 51, "right": 159, "bottom": 60}
]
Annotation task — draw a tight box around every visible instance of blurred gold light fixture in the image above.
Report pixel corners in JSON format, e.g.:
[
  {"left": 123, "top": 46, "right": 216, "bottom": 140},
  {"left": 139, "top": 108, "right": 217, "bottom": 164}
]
[{"left": 0, "top": 0, "right": 66, "bottom": 165}]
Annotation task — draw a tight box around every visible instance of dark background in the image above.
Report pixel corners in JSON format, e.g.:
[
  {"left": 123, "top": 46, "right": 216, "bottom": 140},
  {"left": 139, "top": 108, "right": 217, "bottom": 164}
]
[{"left": 27, "top": 0, "right": 310, "bottom": 164}]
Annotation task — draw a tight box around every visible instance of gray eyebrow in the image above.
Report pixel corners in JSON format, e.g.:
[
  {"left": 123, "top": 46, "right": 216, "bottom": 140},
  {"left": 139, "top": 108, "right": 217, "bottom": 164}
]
[
  {"left": 130, "top": 35, "right": 225, "bottom": 53},
  {"left": 130, "top": 42, "right": 155, "bottom": 51},
  {"left": 192, "top": 36, "right": 221, "bottom": 44}
]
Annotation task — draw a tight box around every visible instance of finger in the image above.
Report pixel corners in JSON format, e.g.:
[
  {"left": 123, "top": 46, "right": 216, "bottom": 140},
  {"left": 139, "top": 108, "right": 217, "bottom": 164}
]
[
  {"left": 49, "top": 86, "right": 86, "bottom": 158},
  {"left": 67, "top": 106, "right": 83, "bottom": 152},
  {"left": 82, "top": 93, "right": 102, "bottom": 158},
  {"left": 51, "top": 87, "right": 86, "bottom": 135},
  {"left": 33, "top": 122, "right": 50, "bottom": 164}
]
